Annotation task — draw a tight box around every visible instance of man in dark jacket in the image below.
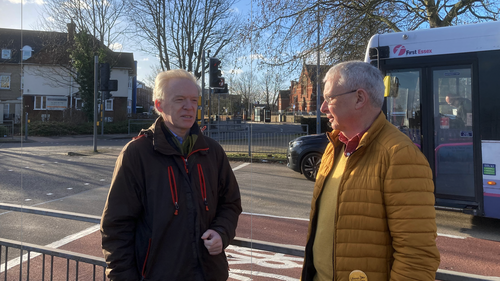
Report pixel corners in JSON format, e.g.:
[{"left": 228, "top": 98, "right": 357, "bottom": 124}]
[{"left": 100, "top": 69, "right": 242, "bottom": 281}]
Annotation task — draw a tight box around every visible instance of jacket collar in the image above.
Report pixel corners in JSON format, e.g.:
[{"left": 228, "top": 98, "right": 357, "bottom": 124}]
[
  {"left": 326, "top": 111, "right": 387, "bottom": 151},
  {"left": 140, "top": 117, "right": 209, "bottom": 156}
]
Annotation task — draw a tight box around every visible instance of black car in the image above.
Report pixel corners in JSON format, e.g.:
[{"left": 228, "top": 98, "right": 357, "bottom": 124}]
[{"left": 287, "top": 133, "right": 329, "bottom": 181}]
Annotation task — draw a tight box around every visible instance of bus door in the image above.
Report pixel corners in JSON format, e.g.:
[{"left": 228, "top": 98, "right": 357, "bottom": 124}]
[
  {"left": 431, "top": 67, "right": 475, "bottom": 201},
  {"left": 385, "top": 66, "right": 477, "bottom": 207}
]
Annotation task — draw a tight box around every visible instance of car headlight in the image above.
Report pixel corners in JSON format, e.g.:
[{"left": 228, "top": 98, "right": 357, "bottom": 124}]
[{"left": 289, "top": 140, "right": 303, "bottom": 148}]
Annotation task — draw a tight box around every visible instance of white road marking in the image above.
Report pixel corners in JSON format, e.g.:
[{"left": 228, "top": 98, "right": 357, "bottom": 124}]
[
  {"left": 232, "top": 162, "right": 251, "bottom": 171},
  {"left": 437, "top": 233, "right": 466, "bottom": 239},
  {"left": 229, "top": 270, "right": 299, "bottom": 281},
  {"left": 84, "top": 183, "right": 90, "bottom": 185},
  {"left": 242, "top": 212, "right": 309, "bottom": 222},
  {"left": 227, "top": 245, "right": 302, "bottom": 281},
  {"left": 0, "top": 225, "right": 100, "bottom": 273}
]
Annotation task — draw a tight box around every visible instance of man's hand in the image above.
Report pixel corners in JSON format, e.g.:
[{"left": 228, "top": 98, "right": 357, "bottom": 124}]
[{"left": 201, "top": 229, "right": 222, "bottom": 255}]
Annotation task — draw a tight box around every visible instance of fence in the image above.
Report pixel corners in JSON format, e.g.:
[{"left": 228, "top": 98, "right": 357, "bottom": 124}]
[
  {"left": 0, "top": 121, "right": 14, "bottom": 138},
  {"left": 0, "top": 204, "right": 498, "bottom": 281},
  {"left": 205, "top": 124, "right": 306, "bottom": 155},
  {"left": 129, "top": 119, "right": 308, "bottom": 156}
]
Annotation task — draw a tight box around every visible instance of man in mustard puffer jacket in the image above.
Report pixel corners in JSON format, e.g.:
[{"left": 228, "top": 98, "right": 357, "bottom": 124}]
[{"left": 301, "top": 61, "right": 440, "bottom": 281}]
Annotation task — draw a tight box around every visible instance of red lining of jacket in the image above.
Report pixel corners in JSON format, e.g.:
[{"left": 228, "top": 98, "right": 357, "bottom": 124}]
[
  {"left": 197, "top": 164, "right": 209, "bottom": 211},
  {"left": 141, "top": 238, "right": 152, "bottom": 278}
]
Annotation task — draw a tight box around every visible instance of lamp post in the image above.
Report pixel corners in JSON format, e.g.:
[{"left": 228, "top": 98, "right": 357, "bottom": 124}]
[{"left": 316, "top": 1, "right": 322, "bottom": 134}]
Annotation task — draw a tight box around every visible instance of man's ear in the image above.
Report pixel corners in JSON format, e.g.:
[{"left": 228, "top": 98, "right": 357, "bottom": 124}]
[
  {"left": 155, "top": 100, "right": 163, "bottom": 113},
  {"left": 354, "top": 89, "right": 369, "bottom": 110}
]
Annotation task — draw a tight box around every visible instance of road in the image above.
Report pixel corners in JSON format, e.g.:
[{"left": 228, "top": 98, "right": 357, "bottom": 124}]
[{"left": 1, "top": 135, "right": 500, "bottom": 280}]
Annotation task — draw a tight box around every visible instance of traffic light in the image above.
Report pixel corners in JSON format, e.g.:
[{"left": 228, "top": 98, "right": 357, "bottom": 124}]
[
  {"left": 99, "top": 63, "right": 110, "bottom": 91},
  {"left": 213, "top": 83, "right": 228, "bottom": 94},
  {"left": 99, "top": 63, "right": 118, "bottom": 92},
  {"left": 209, "top": 57, "right": 224, "bottom": 88}
]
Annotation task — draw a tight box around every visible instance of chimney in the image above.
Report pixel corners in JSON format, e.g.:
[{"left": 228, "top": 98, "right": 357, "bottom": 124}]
[{"left": 67, "top": 20, "right": 76, "bottom": 42}]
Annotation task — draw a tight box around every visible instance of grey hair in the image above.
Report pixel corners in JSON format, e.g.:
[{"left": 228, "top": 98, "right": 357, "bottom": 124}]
[
  {"left": 323, "top": 61, "right": 385, "bottom": 108},
  {"left": 153, "top": 69, "right": 201, "bottom": 102}
]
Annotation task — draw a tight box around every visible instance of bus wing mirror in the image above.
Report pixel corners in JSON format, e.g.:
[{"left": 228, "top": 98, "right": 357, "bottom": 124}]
[{"left": 384, "top": 76, "right": 399, "bottom": 97}]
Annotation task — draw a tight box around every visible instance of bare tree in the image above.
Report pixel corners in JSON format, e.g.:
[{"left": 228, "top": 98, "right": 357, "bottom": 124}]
[
  {"left": 126, "top": 0, "right": 242, "bottom": 79},
  {"left": 251, "top": 0, "right": 500, "bottom": 69},
  {"left": 38, "top": 0, "right": 127, "bottom": 49},
  {"left": 254, "top": 68, "right": 287, "bottom": 111},
  {"left": 228, "top": 71, "right": 259, "bottom": 113}
]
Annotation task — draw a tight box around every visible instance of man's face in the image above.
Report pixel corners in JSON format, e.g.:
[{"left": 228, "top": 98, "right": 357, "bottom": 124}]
[
  {"left": 320, "top": 78, "right": 357, "bottom": 132},
  {"left": 446, "top": 96, "right": 459, "bottom": 107},
  {"left": 155, "top": 78, "right": 199, "bottom": 137}
]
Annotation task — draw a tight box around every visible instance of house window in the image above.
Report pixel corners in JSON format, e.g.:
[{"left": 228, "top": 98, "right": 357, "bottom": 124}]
[
  {"left": 41, "top": 114, "right": 50, "bottom": 122},
  {"left": 75, "top": 98, "right": 83, "bottom": 110},
  {"left": 34, "top": 96, "right": 47, "bottom": 110},
  {"left": 21, "top": 45, "right": 33, "bottom": 60},
  {"left": 105, "top": 99, "right": 113, "bottom": 111},
  {"left": 1, "top": 49, "right": 11, "bottom": 59},
  {"left": 104, "top": 116, "right": 113, "bottom": 122},
  {"left": 1, "top": 74, "right": 11, "bottom": 89}
]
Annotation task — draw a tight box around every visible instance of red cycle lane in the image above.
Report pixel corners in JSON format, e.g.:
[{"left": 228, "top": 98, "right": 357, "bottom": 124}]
[{"left": 2, "top": 213, "right": 499, "bottom": 280}]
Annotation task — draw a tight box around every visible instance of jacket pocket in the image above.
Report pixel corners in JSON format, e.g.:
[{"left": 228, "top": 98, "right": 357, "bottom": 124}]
[{"left": 141, "top": 238, "right": 152, "bottom": 279}]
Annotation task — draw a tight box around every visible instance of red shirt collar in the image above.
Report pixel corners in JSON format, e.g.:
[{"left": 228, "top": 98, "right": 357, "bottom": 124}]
[{"left": 338, "top": 128, "right": 369, "bottom": 156}]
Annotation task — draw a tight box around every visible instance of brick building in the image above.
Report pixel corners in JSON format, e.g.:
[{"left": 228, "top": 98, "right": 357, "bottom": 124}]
[{"left": 280, "top": 64, "right": 330, "bottom": 114}]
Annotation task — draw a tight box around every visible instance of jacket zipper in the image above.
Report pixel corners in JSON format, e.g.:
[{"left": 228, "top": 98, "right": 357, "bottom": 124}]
[
  {"left": 171, "top": 148, "right": 211, "bottom": 216},
  {"left": 332, "top": 145, "right": 362, "bottom": 277},
  {"left": 181, "top": 147, "right": 210, "bottom": 174},
  {"left": 168, "top": 166, "right": 179, "bottom": 215}
]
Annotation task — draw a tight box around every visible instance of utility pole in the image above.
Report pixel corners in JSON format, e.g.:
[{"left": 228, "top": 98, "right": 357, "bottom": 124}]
[{"left": 201, "top": 50, "right": 206, "bottom": 127}]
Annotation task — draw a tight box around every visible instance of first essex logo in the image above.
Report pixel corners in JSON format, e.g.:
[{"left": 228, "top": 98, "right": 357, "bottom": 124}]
[
  {"left": 393, "top": 44, "right": 433, "bottom": 56},
  {"left": 393, "top": 45, "right": 406, "bottom": 56}
]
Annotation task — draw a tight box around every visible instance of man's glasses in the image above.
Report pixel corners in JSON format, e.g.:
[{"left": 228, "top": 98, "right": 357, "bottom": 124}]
[{"left": 323, "top": 89, "right": 358, "bottom": 104}]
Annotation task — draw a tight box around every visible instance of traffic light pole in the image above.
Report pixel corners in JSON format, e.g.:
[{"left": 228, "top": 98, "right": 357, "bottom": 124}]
[
  {"left": 93, "top": 55, "right": 98, "bottom": 152},
  {"left": 101, "top": 91, "right": 105, "bottom": 135}
]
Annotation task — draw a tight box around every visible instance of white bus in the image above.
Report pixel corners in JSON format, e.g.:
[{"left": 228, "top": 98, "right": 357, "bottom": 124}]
[{"left": 365, "top": 21, "right": 500, "bottom": 219}]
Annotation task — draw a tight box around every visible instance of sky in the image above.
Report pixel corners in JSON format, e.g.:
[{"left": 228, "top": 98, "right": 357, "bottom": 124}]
[{"left": 0, "top": 0, "right": 254, "bottom": 84}]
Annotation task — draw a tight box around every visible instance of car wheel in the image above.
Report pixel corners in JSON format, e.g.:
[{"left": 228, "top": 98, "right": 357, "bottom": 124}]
[{"left": 301, "top": 152, "right": 322, "bottom": 182}]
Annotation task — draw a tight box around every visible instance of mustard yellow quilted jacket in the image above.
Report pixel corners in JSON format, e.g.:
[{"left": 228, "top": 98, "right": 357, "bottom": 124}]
[{"left": 301, "top": 112, "right": 440, "bottom": 281}]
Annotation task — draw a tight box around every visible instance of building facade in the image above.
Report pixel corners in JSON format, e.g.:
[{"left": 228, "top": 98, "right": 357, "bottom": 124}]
[
  {"left": 280, "top": 64, "right": 330, "bottom": 115},
  {"left": 0, "top": 25, "right": 135, "bottom": 124}
]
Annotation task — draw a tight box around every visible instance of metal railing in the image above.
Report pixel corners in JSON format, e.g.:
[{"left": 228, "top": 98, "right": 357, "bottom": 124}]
[
  {"left": 0, "top": 121, "right": 14, "bottom": 138},
  {"left": 127, "top": 119, "right": 307, "bottom": 156},
  {"left": 0, "top": 204, "right": 106, "bottom": 281},
  {"left": 205, "top": 127, "right": 305, "bottom": 155},
  {"left": 1, "top": 238, "right": 107, "bottom": 281},
  {"left": 1, "top": 203, "right": 499, "bottom": 281}
]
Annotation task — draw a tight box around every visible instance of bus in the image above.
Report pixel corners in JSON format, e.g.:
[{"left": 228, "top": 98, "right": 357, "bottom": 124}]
[{"left": 365, "top": 21, "right": 500, "bottom": 219}]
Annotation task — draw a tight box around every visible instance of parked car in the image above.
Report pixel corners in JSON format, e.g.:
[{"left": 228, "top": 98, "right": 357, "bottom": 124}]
[{"left": 287, "top": 133, "right": 329, "bottom": 181}]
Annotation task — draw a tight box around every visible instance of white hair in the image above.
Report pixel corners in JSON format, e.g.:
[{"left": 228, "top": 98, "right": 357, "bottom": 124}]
[
  {"left": 152, "top": 69, "right": 201, "bottom": 114},
  {"left": 323, "top": 61, "right": 385, "bottom": 108}
]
